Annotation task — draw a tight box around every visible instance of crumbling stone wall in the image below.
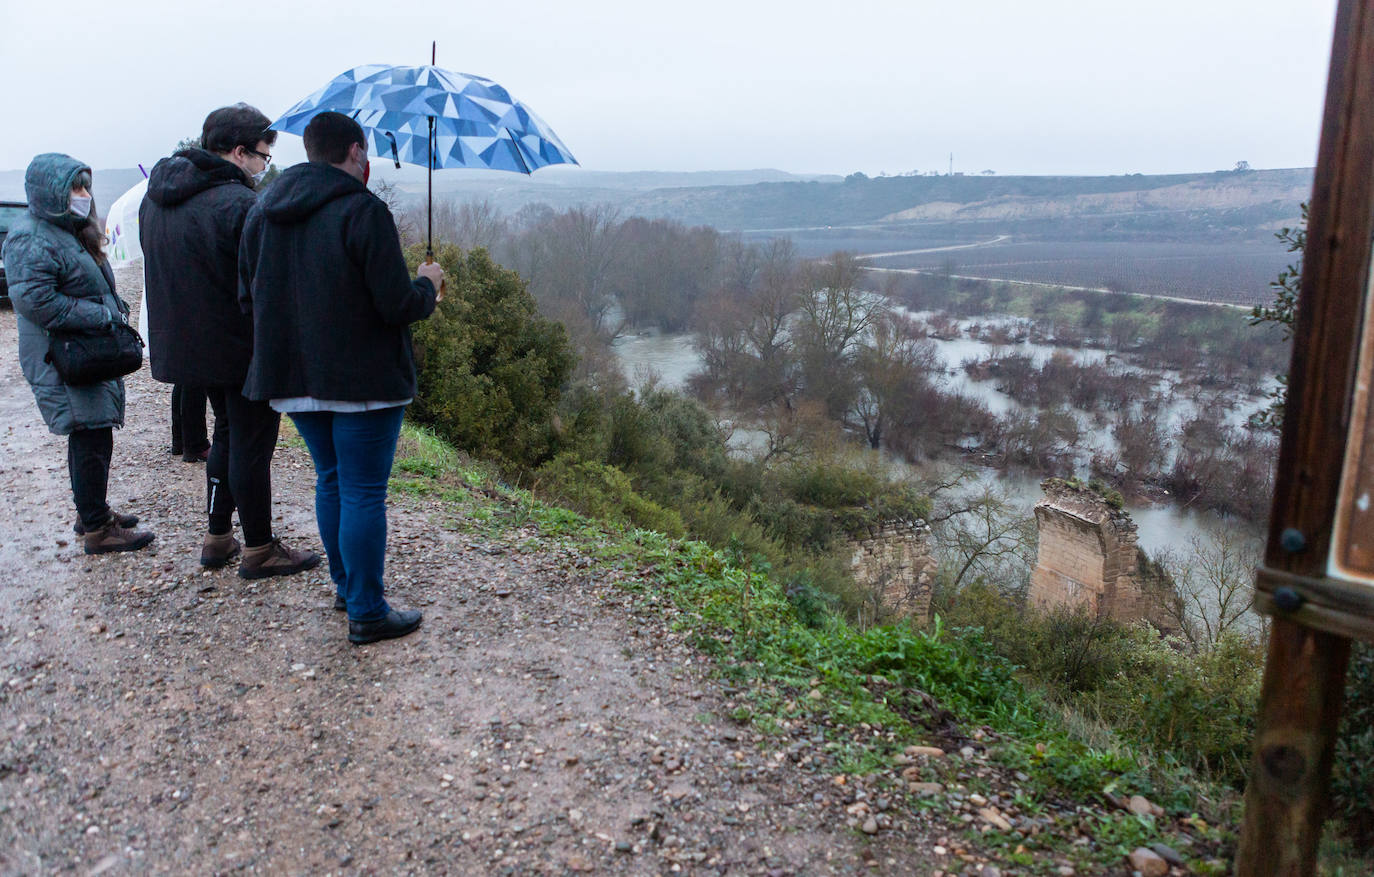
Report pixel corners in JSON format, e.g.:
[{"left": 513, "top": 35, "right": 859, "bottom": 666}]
[
  {"left": 848, "top": 521, "right": 935, "bottom": 622},
  {"left": 1029, "top": 480, "right": 1178, "bottom": 631}
]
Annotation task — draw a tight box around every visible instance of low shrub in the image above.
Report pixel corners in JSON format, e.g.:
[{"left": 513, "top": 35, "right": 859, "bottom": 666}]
[
  {"left": 1333, "top": 642, "right": 1374, "bottom": 848},
  {"left": 944, "top": 583, "right": 1135, "bottom": 693},
  {"left": 534, "top": 453, "right": 684, "bottom": 536},
  {"left": 1091, "top": 631, "right": 1260, "bottom": 783},
  {"left": 944, "top": 583, "right": 1262, "bottom": 786}
]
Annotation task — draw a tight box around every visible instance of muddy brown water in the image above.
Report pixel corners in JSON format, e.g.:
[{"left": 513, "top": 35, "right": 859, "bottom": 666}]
[{"left": 0, "top": 272, "right": 944, "bottom": 876}]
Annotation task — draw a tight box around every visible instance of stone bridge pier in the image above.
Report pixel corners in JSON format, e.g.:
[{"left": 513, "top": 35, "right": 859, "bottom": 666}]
[{"left": 1028, "top": 479, "right": 1178, "bottom": 631}]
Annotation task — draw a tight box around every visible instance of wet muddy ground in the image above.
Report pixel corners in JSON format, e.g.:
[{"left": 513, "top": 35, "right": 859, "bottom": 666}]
[{"left": 0, "top": 272, "right": 946, "bottom": 876}]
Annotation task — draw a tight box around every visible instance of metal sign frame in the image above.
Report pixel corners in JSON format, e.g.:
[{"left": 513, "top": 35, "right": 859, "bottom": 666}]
[{"left": 1330, "top": 286, "right": 1374, "bottom": 583}]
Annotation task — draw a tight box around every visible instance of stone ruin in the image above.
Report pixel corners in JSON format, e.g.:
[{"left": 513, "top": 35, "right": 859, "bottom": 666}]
[
  {"left": 848, "top": 520, "right": 936, "bottom": 623},
  {"left": 1028, "top": 479, "right": 1179, "bottom": 631}
]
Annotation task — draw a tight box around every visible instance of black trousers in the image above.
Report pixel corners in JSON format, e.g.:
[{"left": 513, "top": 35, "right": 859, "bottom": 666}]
[
  {"left": 170, "top": 384, "right": 208, "bottom": 455},
  {"left": 68, "top": 427, "right": 113, "bottom": 531},
  {"left": 205, "top": 387, "right": 281, "bottom": 547}
]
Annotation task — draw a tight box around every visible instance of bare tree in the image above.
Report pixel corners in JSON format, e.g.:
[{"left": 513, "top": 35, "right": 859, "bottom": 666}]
[
  {"left": 718, "top": 235, "right": 762, "bottom": 299},
  {"left": 693, "top": 238, "right": 803, "bottom": 410},
  {"left": 495, "top": 203, "right": 556, "bottom": 296},
  {"left": 548, "top": 203, "right": 626, "bottom": 332},
  {"left": 453, "top": 198, "right": 507, "bottom": 252},
  {"left": 796, "top": 251, "right": 888, "bottom": 418},
  {"left": 609, "top": 217, "right": 721, "bottom": 332},
  {"left": 925, "top": 475, "right": 1037, "bottom": 598},
  {"left": 370, "top": 180, "right": 418, "bottom": 245},
  {"left": 754, "top": 399, "right": 838, "bottom": 465},
  {"left": 1112, "top": 403, "right": 1168, "bottom": 484},
  {"left": 1160, "top": 528, "right": 1264, "bottom": 648},
  {"left": 851, "top": 312, "right": 940, "bottom": 450}
]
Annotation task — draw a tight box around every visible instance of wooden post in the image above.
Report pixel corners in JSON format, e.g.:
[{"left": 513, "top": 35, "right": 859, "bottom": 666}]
[
  {"left": 1236, "top": 0, "right": 1374, "bottom": 871},
  {"left": 1237, "top": 622, "right": 1350, "bottom": 872}
]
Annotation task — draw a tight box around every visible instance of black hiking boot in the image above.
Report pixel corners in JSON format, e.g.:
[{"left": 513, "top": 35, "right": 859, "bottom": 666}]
[{"left": 348, "top": 608, "right": 422, "bottom": 645}]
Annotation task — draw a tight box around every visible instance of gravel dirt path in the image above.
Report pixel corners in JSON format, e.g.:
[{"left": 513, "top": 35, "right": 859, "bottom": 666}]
[{"left": 0, "top": 270, "right": 946, "bottom": 876}]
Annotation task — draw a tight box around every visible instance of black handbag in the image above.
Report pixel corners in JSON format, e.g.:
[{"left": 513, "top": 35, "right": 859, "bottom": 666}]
[{"left": 45, "top": 321, "right": 144, "bottom": 385}]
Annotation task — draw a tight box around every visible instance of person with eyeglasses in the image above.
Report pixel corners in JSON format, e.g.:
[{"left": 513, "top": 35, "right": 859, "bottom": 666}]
[{"left": 141, "top": 103, "right": 320, "bottom": 578}]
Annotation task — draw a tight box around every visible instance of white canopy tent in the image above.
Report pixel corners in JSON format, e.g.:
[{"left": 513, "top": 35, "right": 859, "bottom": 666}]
[{"left": 102, "top": 177, "right": 149, "bottom": 335}]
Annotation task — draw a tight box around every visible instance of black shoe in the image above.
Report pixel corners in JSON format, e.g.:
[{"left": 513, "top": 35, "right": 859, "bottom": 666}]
[
  {"left": 182, "top": 448, "right": 210, "bottom": 463},
  {"left": 348, "top": 608, "right": 422, "bottom": 645},
  {"left": 333, "top": 595, "right": 346, "bottom": 612},
  {"left": 74, "top": 511, "right": 139, "bottom": 536}
]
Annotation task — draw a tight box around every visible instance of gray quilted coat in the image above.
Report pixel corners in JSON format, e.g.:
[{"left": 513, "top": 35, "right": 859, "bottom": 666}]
[{"left": 2, "top": 153, "right": 130, "bottom": 435}]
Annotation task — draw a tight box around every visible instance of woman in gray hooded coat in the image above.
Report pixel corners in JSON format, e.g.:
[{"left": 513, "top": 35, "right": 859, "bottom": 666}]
[{"left": 2, "top": 153, "right": 155, "bottom": 553}]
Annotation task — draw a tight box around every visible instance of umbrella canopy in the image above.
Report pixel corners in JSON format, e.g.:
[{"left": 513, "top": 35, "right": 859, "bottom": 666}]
[{"left": 271, "top": 64, "right": 577, "bottom": 174}]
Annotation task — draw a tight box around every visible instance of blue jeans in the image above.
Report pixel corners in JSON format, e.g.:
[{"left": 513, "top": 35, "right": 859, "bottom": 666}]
[{"left": 289, "top": 407, "right": 405, "bottom": 622}]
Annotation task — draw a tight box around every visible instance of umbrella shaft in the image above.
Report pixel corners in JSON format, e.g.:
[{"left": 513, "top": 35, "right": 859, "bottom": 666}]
[{"left": 427, "top": 115, "right": 435, "bottom": 257}]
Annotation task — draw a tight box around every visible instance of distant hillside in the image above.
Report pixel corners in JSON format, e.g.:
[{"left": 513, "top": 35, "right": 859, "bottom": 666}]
[
  {"left": 385, "top": 167, "right": 841, "bottom": 215},
  {"left": 878, "top": 169, "right": 1311, "bottom": 224},
  {"left": 0, "top": 165, "right": 839, "bottom": 219},
  {"left": 0, "top": 165, "right": 1312, "bottom": 245},
  {"left": 619, "top": 167, "right": 1313, "bottom": 233}
]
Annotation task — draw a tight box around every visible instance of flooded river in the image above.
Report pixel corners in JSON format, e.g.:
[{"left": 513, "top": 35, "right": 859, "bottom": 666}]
[{"left": 610, "top": 326, "right": 1266, "bottom": 563}]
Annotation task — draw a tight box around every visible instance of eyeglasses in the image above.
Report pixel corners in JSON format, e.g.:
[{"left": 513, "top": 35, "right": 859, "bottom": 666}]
[{"left": 247, "top": 148, "right": 273, "bottom": 166}]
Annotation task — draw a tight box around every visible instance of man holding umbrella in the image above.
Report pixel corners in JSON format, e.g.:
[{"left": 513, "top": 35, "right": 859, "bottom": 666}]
[{"left": 239, "top": 112, "right": 443, "bottom": 645}]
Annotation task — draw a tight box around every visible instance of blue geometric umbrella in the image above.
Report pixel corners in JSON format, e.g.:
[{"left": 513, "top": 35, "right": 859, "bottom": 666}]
[{"left": 271, "top": 49, "right": 577, "bottom": 256}]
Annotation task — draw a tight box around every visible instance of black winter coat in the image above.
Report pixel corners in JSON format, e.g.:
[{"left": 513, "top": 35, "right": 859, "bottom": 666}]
[
  {"left": 238, "top": 162, "right": 436, "bottom": 403},
  {"left": 140, "top": 149, "right": 257, "bottom": 387}
]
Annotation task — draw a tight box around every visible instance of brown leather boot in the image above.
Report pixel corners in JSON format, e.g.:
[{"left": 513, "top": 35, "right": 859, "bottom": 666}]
[
  {"left": 238, "top": 538, "right": 321, "bottom": 580},
  {"left": 83, "top": 520, "right": 155, "bottom": 555},
  {"left": 74, "top": 510, "right": 139, "bottom": 535},
  {"left": 200, "top": 532, "right": 242, "bottom": 568}
]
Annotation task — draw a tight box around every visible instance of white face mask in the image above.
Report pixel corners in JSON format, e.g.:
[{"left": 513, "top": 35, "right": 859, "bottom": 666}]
[
  {"left": 69, "top": 195, "right": 92, "bottom": 218},
  {"left": 251, "top": 166, "right": 270, "bottom": 185}
]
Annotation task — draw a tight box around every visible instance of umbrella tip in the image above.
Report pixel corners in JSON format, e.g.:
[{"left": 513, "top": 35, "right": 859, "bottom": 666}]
[{"left": 431, "top": 41, "right": 436, "bottom": 66}]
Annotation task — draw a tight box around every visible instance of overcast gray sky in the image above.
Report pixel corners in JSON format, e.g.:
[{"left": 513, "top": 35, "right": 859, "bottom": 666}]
[{"left": 0, "top": 0, "right": 1340, "bottom": 177}]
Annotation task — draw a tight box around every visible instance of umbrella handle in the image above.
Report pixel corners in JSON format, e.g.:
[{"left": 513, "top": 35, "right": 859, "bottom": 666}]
[
  {"left": 385, "top": 132, "right": 400, "bottom": 169},
  {"left": 421, "top": 254, "right": 446, "bottom": 295}
]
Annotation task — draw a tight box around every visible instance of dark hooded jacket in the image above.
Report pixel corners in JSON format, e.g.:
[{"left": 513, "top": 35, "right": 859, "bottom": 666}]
[
  {"left": 239, "top": 162, "right": 436, "bottom": 402},
  {"left": 2, "top": 153, "right": 129, "bottom": 435},
  {"left": 139, "top": 148, "right": 257, "bottom": 386}
]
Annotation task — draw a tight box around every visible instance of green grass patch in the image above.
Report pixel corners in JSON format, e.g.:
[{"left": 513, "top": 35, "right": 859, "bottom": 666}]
[{"left": 384, "top": 424, "right": 1234, "bottom": 865}]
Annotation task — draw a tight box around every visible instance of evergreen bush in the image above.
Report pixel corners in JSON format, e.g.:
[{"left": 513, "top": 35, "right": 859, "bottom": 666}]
[{"left": 408, "top": 245, "right": 575, "bottom": 469}]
